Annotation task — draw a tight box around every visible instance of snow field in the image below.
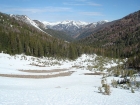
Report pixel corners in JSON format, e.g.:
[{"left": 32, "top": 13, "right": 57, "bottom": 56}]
[{"left": 0, "top": 52, "right": 140, "bottom": 105}]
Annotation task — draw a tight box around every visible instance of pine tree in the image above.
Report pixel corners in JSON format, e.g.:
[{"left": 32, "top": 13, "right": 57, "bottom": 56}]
[
  {"left": 16, "top": 35, "right": 22, "bottom": 54},
  {"left": 9, "top": 33, "right": 17, "bottom": 54},
  {"left": 38, "top": 41, "right": 44, "bottom": 57},
  {"left": 69, "top": 44, "right": 77, "bottom": 60}
]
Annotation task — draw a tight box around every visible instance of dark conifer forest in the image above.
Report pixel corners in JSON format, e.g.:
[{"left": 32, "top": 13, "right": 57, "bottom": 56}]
[
  {"left": 0, "top": 12, "right": 93, "bottom": 60},
  {"left": 0, "top": 10, "right": 140, "bottom": 70},
  {"left": 78, "top": 10, "right": 140, "bottom": 70}
]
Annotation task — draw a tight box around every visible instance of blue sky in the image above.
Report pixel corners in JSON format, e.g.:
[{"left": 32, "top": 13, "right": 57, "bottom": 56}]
[{"left": 0, "top": 0, "right": 140, "bottom": 22}]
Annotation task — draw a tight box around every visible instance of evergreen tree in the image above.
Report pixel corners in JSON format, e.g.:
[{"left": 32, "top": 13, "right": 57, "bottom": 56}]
[
  {"left": 38, "top": 41, "right": 44, "bottom": 57},
  {"left": 69, "top": 44, "right": 77, "bottom": 60}
]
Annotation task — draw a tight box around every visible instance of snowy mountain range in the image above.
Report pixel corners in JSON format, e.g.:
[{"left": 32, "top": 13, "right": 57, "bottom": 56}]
[
  {"left": 43, "top": 20, "right": 89, "bottom": 28},
  {"left": 43, "top": 20, "right": 108, "bottom": 30},
  {"left": 10, "top": 14, "right": 108, "bottom": 37},
  {"left": 43, "top": 20, "right": 108, "bottom": 36}
]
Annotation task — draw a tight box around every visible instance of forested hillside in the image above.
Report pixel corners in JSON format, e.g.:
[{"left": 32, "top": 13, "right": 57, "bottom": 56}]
[
  {"left": 43, "top": 29, "right": 74, "bottom": 42},
  {"left": 0, "top": 12, "right": 93, "bottom": 60},
  {"left": 33, "top": 20, "right": 73, "bottom": 42},
  {"left": 78, "top": 10, "right": 140, "bottom": 70},
  {"left": 75, "top": 20, "right": 116, "bottom": 40}
]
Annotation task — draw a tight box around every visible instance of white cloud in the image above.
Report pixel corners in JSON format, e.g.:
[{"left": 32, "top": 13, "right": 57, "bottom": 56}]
[
  {"left": 87, "top": 2, "right": 102, "bottom": 6},
  {"left": 2, "top": 7, "right": 72, "bottom": 13},
  {"left": 63, "top": 1, "right": 101, "bottom": 6},
  {"left": 63, "top": 2, "right": 84, "bottom": 6},
  {"left": 80, "top": 12, "right": 104, "bottom": 16}
]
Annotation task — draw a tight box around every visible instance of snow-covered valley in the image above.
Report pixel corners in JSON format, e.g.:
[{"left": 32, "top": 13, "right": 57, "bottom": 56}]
[{"left": 0, "top": 53, "right": 140, "bottom": 105}]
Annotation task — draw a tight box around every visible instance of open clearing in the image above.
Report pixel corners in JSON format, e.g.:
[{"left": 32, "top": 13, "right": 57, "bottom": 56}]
[{"left": 0, "top": 53, "right": 140, "bottom": 105}]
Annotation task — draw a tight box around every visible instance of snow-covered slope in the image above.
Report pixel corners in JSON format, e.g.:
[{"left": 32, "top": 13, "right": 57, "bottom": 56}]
[
  {"left": 43, "top": 20, "right": 108, "bottom": 37},
  {"left": 0, "top": 52, "right": 140, "bottom": 105},
  {"left": 33, "top": 20, "right": 47, "bottom": 30},
  {"left": 10, "top": 15, "right": 46, "bottom": 33},
  {"left": 82, "top": 20, "right": 109, "bottom": 29},
  {"left": 43, "top": 21, "right": 62, "bottom": 26},
  {"left": 43, "top": 20, "right": 89, "bottom": 28},
  {"left": 43, "top": 20, "right": 108, "bottom": 29}
]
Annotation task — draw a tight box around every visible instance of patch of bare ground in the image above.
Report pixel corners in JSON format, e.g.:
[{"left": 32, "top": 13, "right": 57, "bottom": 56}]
[
  {"left": 19, "top": 69, "right": 68, "bottom": 73},
  {"left": 72, "top": 66, "right": 84, "bottom": 68},
  {"left": 0, "top": 71, "right": 74, "bottom": 79},
  {"left": 84, "top": 72, "right": 104, "bottom": 75}
]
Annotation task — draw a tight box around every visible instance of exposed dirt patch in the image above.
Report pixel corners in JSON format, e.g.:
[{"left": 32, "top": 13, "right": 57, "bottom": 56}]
[
  {"left": 0, "top": 71, "right": 74, "bottom": 79},
  {"left": 84, "top": 72, "right": 104, "bottom": 75},
  {"left": 19, "top": 69, "right": 68, "bottom": 73},
  {"left": 72, "top": 65, "right": 85, "bottom": 68}
]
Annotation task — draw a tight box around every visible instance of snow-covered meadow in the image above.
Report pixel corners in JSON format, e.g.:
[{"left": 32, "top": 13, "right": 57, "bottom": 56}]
[{"left": 0, "top": 52, "right": 140, "bottom": 105}]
